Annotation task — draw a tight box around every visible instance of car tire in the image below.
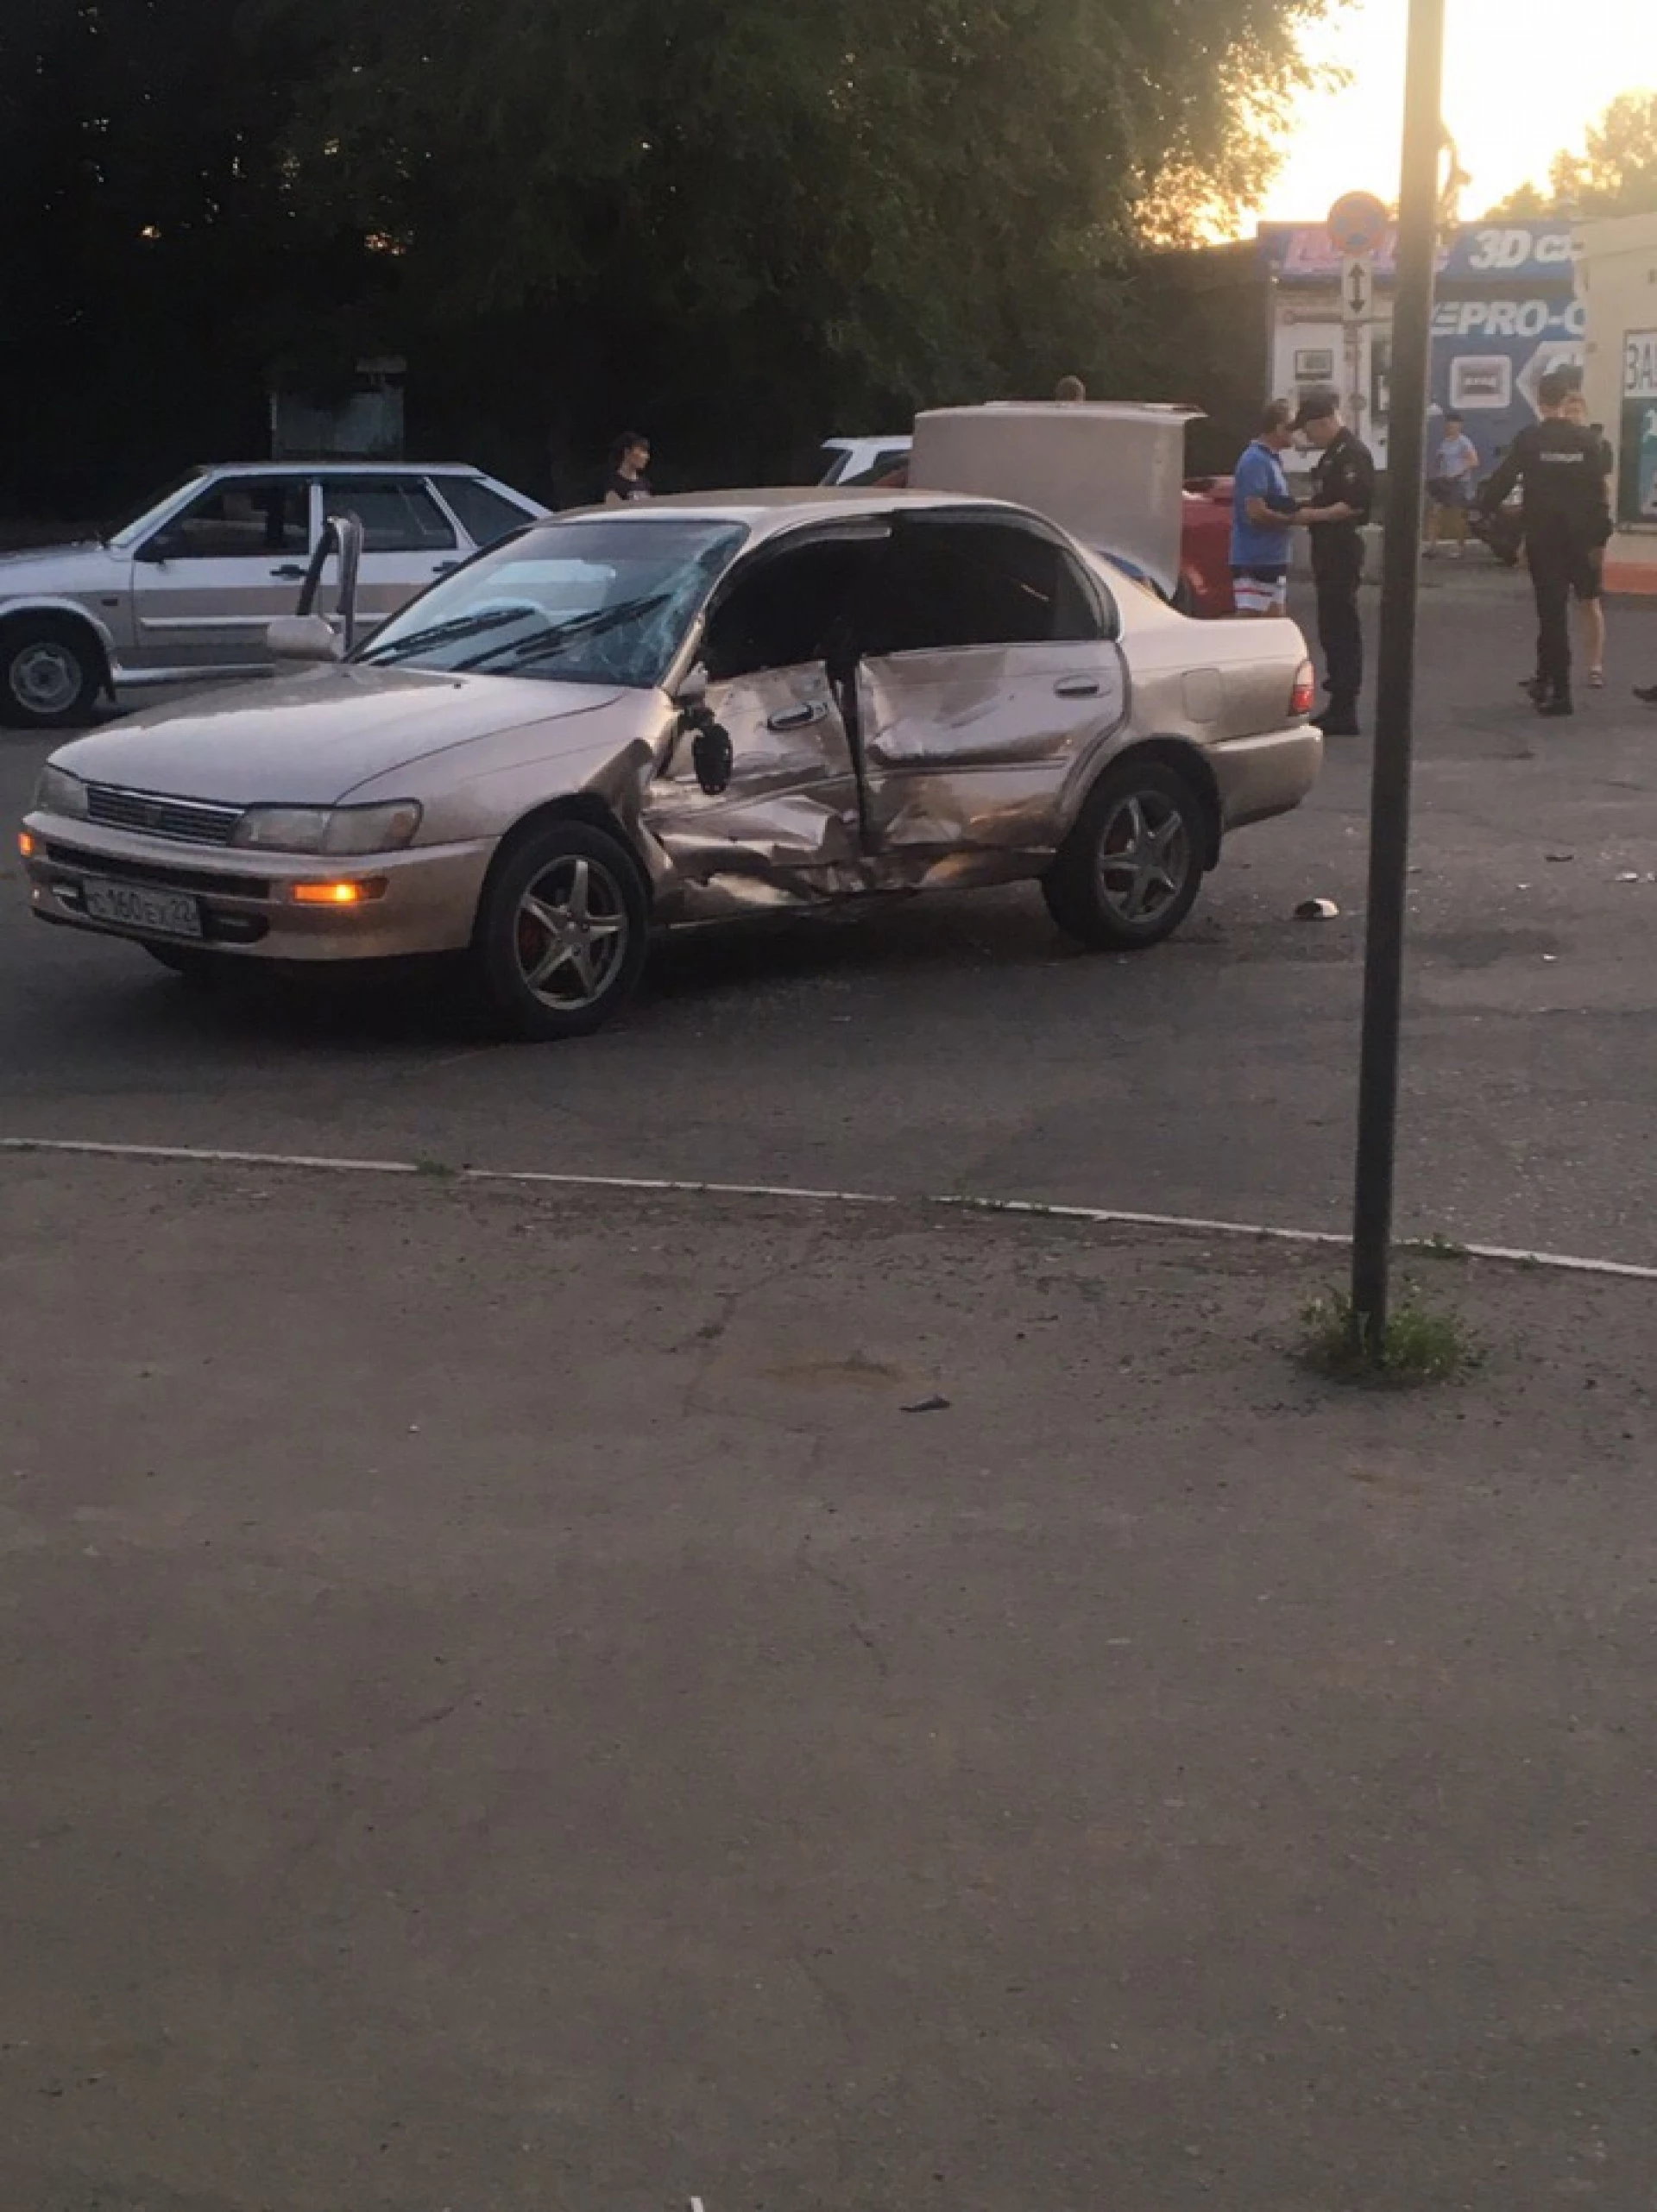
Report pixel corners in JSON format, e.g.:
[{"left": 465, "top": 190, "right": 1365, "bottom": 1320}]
[
  {"left": 0, "top": 616, "right": 104, "bottom": 730},
  {"left": 469, "top": 819, "right": 649, "bottom": 1040},
  {"left": 1042, "top": 757, "right": 1207, "bottom": 952}
]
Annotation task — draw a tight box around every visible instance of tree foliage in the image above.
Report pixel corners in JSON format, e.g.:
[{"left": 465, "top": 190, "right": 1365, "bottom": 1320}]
[
  {"left": 3, "top": 0, "right": 1329, "bottom": 513},
  {"left": 1490, "top": 91, "right": 1657, "bottom": 221}
]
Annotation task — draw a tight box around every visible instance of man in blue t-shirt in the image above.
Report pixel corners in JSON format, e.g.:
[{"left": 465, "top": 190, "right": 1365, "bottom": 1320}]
[{"left": 1231, "top": 399, "right": 1297, "bottom": 615}]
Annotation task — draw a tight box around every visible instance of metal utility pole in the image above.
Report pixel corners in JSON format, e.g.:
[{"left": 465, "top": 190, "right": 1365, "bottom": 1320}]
[{"left": 1348, "top": 0, "right": 1447, "bottom": 1343}]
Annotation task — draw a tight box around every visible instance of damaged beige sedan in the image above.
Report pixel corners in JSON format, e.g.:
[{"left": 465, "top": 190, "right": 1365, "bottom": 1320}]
[{"left": 22, "top": 490, "right": 1321, "bottom": 1040}]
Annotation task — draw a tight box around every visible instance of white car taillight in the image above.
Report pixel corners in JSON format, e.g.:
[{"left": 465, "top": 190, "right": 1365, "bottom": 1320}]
[{"left": 1290, "top": 659, "right": 1316, "bottom": 718}]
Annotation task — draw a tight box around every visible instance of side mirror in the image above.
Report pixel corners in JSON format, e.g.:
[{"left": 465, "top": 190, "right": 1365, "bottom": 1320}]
[
  {"left": 135, "top": 530, "right": 182, "bottom": 566},
  {"left": 293, "top": 513, "right": 364, "bottom": 655},
  {"left": 266, "top": 614, "right": 343, "bottom": 664},
  {"left": 668, "top": 666, "right": 730, "bottom": 793}
]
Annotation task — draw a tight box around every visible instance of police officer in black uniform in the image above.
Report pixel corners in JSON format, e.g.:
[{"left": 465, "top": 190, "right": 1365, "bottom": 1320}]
[
  {"left": 1291, "top": 392, "right": 1376, "bottom": 737},
  {"left": 1476, "top": 367, "right": 1611, "bottom": 717}
]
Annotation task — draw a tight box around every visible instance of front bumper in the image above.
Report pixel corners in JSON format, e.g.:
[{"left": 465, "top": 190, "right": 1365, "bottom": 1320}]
[
  {"left": 1209, "top": 723, "right": 1324, "bottom": 832},
  {"left": 21, "top": 811, "right": 496, "bottom": 961}
]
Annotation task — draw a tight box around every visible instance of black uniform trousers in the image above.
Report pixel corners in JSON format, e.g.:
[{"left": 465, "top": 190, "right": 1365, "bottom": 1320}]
[
  {"left": 1312, "top": 532, "right": 1364, "bottom": 715},
  {"left": 1525, "top": 520, "right": 1581, "bottom": 702}
]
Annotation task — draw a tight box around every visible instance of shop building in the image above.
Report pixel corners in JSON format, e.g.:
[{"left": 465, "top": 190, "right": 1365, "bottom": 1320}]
[
  {"left": 1578, "top": 211, "right": 1657, "bottom": 594},
  {"left": 1257, "top": 218, "right": 1583, "bottom": 479}
]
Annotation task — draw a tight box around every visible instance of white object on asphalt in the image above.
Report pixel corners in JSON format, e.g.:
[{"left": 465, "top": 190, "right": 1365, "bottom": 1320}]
[{"left": 1294, "top": 897, "right": 1339, "bottom": 919}]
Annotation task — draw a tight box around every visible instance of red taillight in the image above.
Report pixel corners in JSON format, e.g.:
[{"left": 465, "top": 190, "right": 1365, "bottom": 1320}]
[{"left": 1290, "top": 659, "right": 1316, "bottom": 717}]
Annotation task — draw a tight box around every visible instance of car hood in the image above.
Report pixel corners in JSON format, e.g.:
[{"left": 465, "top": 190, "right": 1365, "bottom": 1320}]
[
  {"left": 0, "top": 539, "right": 122, "bottom": 587},
  {"left": 49, "top": 665, "right": 636, "bottom": 805}
]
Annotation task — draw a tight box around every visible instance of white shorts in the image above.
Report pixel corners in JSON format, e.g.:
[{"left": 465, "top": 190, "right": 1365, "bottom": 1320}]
[{"left": 1232, "top": 567, "right": 1288, "bottom": 616}]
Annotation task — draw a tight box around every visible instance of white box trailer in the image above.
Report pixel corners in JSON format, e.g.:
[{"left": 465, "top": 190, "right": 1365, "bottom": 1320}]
[{"left": 908, "top": 401, "right": 1196, "bottom": 601}]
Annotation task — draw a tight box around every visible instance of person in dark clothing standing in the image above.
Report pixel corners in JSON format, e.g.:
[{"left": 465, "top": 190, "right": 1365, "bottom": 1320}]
[
  {"left": 1476, "top": 369, "right": 1610, "bottom": 717},
  {"left": 1289, "top": 393, "right": 1375, "bottom": 737},
  {"left": 603, "top": 432, "right": 653, "bottom": 505}
]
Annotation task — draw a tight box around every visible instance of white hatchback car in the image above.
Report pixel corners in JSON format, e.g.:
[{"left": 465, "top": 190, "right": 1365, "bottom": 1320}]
[{"left": 0, "top": 461, "right": 546, "bottom": 729}]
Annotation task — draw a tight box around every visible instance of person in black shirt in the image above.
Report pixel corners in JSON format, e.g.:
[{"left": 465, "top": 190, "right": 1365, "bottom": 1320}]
[
  {"left": 1477, "top": 369, "right": 1610, "bottom": 716},
  {"left": 1289, "top": 393, "right": 1376, "bottom": 737},
  {"left": 603, "top": 432, "right": 653, "bottom": 505}
]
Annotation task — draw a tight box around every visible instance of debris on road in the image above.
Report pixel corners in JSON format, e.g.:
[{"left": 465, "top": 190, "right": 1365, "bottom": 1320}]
[
  {"left": 1295, "top": 898, "right": 1339, "bottom": 920},
  {"left": 902, "top": 1394, "right": 952, "bottom": 1414},
  {"left": 1616, "top": 871, "right": 1641, "bottom": 883},
  {"left": 1545, "top": 850, "right": 1574, "bottom": 863}
]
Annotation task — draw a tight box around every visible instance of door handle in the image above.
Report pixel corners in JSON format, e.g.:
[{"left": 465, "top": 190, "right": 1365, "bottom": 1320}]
[
  {"left": 271, "top": 564, "right": 308, "bottom": 581},
  {"left": 1054, "top": 675, "right": 1101, "bottom": 697},
  {"left": 433, "top": 560, "right": 459, "bottom": 574},
  {"left": 767, "top": 700, "right": 828, "bottom": 731}
]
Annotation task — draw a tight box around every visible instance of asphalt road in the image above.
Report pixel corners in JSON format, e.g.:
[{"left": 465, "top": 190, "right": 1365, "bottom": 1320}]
[
  {"left": 6, "top": 1159, "right": 1657, "bottom": 2212},
  {"left": 4, "top": 572, "right": 1656, "bottom": 1262}
]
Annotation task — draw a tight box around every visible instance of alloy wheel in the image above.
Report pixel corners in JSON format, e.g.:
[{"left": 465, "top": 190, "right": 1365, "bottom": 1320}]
[
  {"left": 1096, "top": 790, "right": 1192, "bottom": 927},
  {"left": 512, "top": 852, "right": 631, "bottom": 1011}
]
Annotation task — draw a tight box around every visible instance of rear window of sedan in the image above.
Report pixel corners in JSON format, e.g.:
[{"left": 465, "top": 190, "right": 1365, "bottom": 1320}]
[{"left": 357, "top": 517, "right": 747, "bottom": 688}]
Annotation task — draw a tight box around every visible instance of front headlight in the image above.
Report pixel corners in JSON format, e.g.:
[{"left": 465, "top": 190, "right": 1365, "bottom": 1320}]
[
  {"left": 35, "top": 764, "right": 89, "bottom": 820},
  {"left": 232, "top": 801, "right": 423, "bottom": 854}
]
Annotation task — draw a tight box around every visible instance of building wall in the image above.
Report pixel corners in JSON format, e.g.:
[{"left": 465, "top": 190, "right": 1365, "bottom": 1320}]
[{"left": 1579, "top": 211, "right": 1657, "bottom": 594}]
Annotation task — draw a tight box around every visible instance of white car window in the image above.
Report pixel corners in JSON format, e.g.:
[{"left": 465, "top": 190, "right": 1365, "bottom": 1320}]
[
  {"left": 324, "top": 478, "right": 457, "bottom": 553},
  {"left": 154, "top": 479, "right": 310, "bottom": 560},
  {"left": 436, "top": 477, "right": 537, "bottom": 548}
]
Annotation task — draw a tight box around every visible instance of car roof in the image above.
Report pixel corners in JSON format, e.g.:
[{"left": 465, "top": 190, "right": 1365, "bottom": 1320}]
[
  {"left": 562, "top": 487, "right": 1025, "bottom": 531},
  {"left": 196, "top": 461, "right": 499, "bottom": 478}
]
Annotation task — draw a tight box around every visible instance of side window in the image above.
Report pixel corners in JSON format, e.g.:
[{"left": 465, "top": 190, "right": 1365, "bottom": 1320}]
[
  {"left": 701, "top": 539, "right": 882, "bottom": 682},
  {"left": 161, "top": 478, "right": 310, "bottom": 559},
  {"left": 436, "top": 476, "right": 536, "bottom": 549},
  {"left": 861, "top": 521, "right": 1103, "bottom": 653},
  {"left": 324, "top": 478, "right": 457, "bottom": 553},
  {"left": 841, "top": 448, "right": 912, "bottom": 488}
]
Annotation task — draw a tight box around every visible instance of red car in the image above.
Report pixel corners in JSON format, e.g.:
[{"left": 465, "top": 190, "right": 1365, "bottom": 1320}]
[
  {"left": 1175, "top": 475, "right": 1236, "bottom": 616},
  {"left": 873, "top": 463, "right": 1238, "bottom": 616}
]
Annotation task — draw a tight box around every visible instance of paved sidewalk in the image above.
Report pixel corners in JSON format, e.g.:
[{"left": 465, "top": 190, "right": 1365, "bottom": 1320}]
[{"left": 3, "top": 1156, "right": 1655, "bottom": 2211}]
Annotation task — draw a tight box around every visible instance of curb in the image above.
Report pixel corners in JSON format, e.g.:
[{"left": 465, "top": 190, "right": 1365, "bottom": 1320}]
[{"left": 5, "top": 1136, "right": 1657, "bottom": 1286}]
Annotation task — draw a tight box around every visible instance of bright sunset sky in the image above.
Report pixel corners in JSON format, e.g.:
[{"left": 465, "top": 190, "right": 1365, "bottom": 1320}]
[{"left": 1247, "top": 0, "right": 1656, "bottom": 227}]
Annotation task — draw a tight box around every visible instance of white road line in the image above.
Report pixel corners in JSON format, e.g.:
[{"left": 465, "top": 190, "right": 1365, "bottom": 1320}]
[
  {"left": 0, "top": 1136, "right": 422, "bottom": 1175},
  {"left": 4, "top": 1134, "right": 1657, "bottom": 1283}
]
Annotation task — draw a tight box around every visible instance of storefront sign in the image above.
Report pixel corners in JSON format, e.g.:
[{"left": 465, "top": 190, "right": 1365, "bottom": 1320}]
[
  {"left": 1625, "top": 330, "right": 1657, "bottom": 401},
  {"left": 1431, "top": 298, "right": 1586, "bottom": 339},
  {"left": 1620, "top": 331, "right": 1657, "bottom": 525},
  {"left": 1260, "top": 222, "right": 1577, "bottom": 287},
  {"left": 1440, "top": 225, "right": 1577, "bottom": 279}
]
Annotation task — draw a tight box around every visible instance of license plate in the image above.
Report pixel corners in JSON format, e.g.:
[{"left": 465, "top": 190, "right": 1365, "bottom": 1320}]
[{"left": 82, "top": 877, "right": 204, "bottom": 940}]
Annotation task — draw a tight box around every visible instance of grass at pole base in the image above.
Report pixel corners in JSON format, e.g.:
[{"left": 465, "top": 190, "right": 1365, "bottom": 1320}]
[{"left": 1300, "top": 1287, "right": 1481, "bottom": 1387}]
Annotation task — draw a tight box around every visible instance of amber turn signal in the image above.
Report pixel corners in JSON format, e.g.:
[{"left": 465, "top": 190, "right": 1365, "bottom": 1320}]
[
  {"left": 17, "top": 830, "right": 36, "bottom": 858},
  {"left": 289, "top": 877, "right": 387, "bottom": 906}
]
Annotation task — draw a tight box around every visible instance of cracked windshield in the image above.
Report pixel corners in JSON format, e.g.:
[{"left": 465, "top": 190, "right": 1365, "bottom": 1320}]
[{"left": 358, "top": 517, "right": 747, "bottom": 685}]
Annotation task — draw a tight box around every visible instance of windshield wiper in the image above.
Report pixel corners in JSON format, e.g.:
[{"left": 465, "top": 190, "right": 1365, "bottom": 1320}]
[
  {"left": 358, "top": 603, "right": 530, "bottom": 665},
  {"left": 453, "top": 592, "right": 671, "bottom": 674}
]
